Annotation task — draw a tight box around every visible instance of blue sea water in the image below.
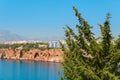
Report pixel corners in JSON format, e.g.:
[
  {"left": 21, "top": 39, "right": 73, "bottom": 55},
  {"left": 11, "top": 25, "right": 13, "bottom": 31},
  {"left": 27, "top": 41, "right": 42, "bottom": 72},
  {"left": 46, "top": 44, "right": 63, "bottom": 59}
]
[{"left": 0, "top": 60, "right": 62, "bottom": 80}]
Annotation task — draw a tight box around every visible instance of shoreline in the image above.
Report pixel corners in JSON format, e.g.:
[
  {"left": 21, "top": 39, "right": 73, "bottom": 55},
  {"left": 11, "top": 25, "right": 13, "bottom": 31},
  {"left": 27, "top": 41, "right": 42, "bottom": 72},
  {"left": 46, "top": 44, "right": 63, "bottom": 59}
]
[{"left": 0, "top": 59, "right": 62, "bottom": 63}]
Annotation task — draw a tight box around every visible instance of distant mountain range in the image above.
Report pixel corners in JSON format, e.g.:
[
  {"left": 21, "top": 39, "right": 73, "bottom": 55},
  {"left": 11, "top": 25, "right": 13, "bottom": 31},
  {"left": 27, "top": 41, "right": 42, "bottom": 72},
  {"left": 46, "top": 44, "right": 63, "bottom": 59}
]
[
  {"left": 0, "top": 30, "right": 64, "bottom": 43},
  {"left": 0, "top": 30, "right": 27, "bottom": 43}
]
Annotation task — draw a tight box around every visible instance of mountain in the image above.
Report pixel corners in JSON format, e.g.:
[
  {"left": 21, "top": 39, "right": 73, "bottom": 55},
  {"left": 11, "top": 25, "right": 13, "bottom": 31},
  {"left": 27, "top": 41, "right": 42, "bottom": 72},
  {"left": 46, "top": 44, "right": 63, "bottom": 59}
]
[{"left": 0, "top": 30, "right": 27, "bottom": 43}]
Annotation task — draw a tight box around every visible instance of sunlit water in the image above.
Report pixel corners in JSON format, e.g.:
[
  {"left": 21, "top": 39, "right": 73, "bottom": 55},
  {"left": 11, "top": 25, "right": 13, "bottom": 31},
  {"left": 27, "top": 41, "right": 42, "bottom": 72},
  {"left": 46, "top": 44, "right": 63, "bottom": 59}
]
[{"left": 0, "top": 60, "right": 62, "bottom": 80}]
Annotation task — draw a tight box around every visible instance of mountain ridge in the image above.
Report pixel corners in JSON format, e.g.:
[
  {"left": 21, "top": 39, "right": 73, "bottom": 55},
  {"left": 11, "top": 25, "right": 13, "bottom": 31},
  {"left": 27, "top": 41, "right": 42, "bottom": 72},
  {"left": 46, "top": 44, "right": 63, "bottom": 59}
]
[{"left": 0, "top": 30, "right": 27, "bottom": 43}]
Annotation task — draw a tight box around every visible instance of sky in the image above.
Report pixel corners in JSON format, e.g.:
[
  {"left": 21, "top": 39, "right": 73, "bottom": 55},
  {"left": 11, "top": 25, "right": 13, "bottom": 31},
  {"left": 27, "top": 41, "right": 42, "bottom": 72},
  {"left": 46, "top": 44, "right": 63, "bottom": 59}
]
[{"left": 0, "top": 0, "right": 120, "bottom": 41}]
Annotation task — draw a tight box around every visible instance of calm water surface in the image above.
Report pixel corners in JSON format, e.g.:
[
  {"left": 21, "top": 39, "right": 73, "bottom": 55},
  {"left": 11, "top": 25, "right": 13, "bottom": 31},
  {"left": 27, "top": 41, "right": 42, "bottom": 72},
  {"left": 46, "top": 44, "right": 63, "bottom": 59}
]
[{"left": 0, "top": 60, "right": 62, "bottom": 80}]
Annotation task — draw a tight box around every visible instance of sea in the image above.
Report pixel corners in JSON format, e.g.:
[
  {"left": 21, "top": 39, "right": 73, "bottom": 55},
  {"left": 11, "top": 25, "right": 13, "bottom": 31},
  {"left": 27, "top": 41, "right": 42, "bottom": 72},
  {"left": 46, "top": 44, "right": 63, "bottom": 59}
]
[{"left": 0, "top": 60, "right": 62, "bottom": 80}]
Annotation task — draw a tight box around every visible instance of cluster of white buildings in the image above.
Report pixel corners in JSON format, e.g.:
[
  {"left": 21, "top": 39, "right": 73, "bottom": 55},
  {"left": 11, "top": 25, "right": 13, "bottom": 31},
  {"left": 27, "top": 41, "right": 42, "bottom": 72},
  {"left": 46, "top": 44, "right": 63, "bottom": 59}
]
[
  {"left": 4, "top": 40, "right": 42, "bottom": 44},
  {"left": 48, "top": 40, "right": 66, "bottom": 48},
  {"left": 4, "top": 40, "right": 67, "bottom": 48}
]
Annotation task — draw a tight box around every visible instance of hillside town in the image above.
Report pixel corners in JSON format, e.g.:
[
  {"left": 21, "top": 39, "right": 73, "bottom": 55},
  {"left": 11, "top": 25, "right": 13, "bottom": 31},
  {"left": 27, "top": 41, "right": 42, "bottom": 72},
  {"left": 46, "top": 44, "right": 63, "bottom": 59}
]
[{"left": 3, "top": 40, "right": 66, "bottom": 48}]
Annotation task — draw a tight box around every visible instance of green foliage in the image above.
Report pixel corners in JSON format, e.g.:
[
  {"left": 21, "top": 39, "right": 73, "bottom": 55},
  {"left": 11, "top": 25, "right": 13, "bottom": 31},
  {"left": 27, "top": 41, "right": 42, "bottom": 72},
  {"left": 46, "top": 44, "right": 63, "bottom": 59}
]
[
  {"left": 0, "top": 42, "right": 48, "bottom": 51},
  {"left": 61, "top": 7, "right": 120, "bottom": 80},
  {"left": 115, "top": 35, "right": 120, "bottom": 49}
]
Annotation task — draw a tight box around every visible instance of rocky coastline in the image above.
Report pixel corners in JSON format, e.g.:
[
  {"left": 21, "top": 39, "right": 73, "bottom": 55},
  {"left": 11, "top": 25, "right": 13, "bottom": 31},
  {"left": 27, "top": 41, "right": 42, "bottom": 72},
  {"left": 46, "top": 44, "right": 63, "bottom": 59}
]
[{"left": 0, "top": 49, "right": 64, "bottom": 62}]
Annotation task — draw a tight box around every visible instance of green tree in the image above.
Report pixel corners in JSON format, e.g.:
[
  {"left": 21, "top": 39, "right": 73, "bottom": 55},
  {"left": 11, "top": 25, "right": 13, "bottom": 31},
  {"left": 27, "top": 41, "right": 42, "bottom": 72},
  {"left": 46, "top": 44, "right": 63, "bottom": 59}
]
[{"left": 61, "top": 7, "right": 120, "bottom": 80}]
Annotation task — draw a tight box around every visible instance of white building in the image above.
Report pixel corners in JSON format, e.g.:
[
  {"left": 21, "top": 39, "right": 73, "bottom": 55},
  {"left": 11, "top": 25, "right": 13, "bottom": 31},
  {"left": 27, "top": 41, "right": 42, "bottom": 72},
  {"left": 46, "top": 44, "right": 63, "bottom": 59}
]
[
  {"left": 48, "top": 41, "right": 60, "bottom": 48},
  {"left": 48, "top": 40, "right": 66, "bottom": 48}
]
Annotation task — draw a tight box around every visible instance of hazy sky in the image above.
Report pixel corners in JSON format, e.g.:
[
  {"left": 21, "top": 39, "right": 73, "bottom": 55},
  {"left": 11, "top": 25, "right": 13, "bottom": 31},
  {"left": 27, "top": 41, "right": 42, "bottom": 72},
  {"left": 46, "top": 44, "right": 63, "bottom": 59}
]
[{"left": 0, "top": 0, "right": 120, "bottom": 40}]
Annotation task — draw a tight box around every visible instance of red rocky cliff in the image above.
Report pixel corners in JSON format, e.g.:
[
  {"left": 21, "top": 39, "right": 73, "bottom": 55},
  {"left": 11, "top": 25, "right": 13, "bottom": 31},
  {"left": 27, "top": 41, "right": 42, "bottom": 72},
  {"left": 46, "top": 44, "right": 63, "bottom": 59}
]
[{"left": 0, "top": 49, "right": 64, "bottom": 62}]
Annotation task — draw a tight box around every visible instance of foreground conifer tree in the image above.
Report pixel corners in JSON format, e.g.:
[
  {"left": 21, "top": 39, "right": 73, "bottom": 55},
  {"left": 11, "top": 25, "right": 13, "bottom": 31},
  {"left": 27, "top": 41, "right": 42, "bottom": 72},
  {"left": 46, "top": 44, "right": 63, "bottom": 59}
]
[{"left": 61, "top": 7, "right": 120, "bottom": 80}]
